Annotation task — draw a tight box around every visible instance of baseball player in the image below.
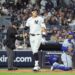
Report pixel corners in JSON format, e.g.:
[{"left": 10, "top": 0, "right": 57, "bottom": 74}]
[
  {"left": 25, "top": 8, "right": 46, "bottom": 71},
  {"left": 50, "top": 32, "right": 74, "bottom": 71}
]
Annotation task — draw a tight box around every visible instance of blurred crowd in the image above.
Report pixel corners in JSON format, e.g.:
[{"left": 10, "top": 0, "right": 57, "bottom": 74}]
[{"left": 0, "top": 0, "right": 75, "bottom": 49}]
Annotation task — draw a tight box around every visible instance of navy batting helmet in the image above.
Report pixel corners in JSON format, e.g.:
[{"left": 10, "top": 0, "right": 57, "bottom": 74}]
[{"left": 48, "top": 54, "right": 59, "bottom": 65}]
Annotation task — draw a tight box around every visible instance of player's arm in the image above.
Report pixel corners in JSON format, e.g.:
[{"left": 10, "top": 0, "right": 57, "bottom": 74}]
[
  {"left": 24, "top": 18, "right": 30, "bottom": 30},
  {"left": 41, "top": 18, "right": 47, "bottom": 35},
  {"left": 41, "top": 26, "right": 47, "bottom": 36}
]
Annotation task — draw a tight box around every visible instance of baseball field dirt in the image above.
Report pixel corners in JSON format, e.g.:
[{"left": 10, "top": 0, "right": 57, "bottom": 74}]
[{"left": 0, "top": 69, "right": 75, "bottom": 75}]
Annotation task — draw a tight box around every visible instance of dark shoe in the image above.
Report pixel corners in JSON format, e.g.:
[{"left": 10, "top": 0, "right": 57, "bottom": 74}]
[
  {"left": 12, "top": 67, "right": 18, "bottom": 70},
  {"left": 8, "top": 68, "right": 13, "bottom": 70},
  {"left": 8, "top": 67, "right": 18, "bottom": 70}
]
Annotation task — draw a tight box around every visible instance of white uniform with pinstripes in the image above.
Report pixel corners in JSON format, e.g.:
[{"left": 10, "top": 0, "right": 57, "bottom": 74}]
[{"left": 26, "top": 16, "right": 46, "bottom": 54}]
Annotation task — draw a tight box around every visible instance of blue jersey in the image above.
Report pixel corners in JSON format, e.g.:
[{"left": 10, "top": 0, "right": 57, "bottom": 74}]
[{"left": 62, "top": 39, "right": 73, "bottom": 52}]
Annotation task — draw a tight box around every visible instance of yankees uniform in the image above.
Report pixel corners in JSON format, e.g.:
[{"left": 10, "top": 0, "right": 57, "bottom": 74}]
[
  {"left": 51, "top": 32, "right": 74, "bottom": 71},
  {"left": 25, "top": 9, "right": 46, "bottom": 71}
]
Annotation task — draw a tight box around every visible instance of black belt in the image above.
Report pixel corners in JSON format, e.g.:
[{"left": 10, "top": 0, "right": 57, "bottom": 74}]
[{"left": 30, "top": 34, "right": 40, "bottom": 36}]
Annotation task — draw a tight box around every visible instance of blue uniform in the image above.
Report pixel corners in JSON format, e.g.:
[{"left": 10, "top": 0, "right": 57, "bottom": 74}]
[{"left": 51, "top": 38, "right": 74, "bottom": 71}]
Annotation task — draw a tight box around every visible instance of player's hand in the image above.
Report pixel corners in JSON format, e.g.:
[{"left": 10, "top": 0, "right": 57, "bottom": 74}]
[{"left": 41, "top": 27, "right": 47, "bottom": 33}]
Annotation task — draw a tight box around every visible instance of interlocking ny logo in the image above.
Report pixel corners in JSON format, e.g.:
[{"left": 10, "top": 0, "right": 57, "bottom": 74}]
[{"left": 35, "top": 20, "right": 38, "bottom": 24}]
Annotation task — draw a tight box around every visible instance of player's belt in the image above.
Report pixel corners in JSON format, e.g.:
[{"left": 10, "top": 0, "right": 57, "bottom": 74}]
[{"left": 30, "top": 34, "right": 40, "bottom": 36}]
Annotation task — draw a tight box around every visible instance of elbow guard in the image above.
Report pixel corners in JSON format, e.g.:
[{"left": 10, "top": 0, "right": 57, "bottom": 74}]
[{"left": 24, "top": 26, "right": 29, "bottom": 30}]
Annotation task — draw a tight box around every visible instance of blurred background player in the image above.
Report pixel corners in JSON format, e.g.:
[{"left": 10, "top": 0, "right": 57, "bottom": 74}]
[
  {"left": 49, "top": 31, "right": 75, "bottom": 71},
  {"left": 25, "top": 8, "right": 46, "bottom": 71}
]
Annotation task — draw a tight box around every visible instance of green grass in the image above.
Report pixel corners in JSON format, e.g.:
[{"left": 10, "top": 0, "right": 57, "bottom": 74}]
[
  {"left": 0, "top": 72, "right": 75, "bottom": 75},
  {"left": 0, "top": 68, "right": 75, "bottom": 75}
]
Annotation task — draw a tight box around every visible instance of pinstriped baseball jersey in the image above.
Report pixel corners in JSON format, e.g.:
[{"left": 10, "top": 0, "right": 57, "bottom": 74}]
[{"left": 26, "top": 16, "right": 46, "bottom": 34}]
